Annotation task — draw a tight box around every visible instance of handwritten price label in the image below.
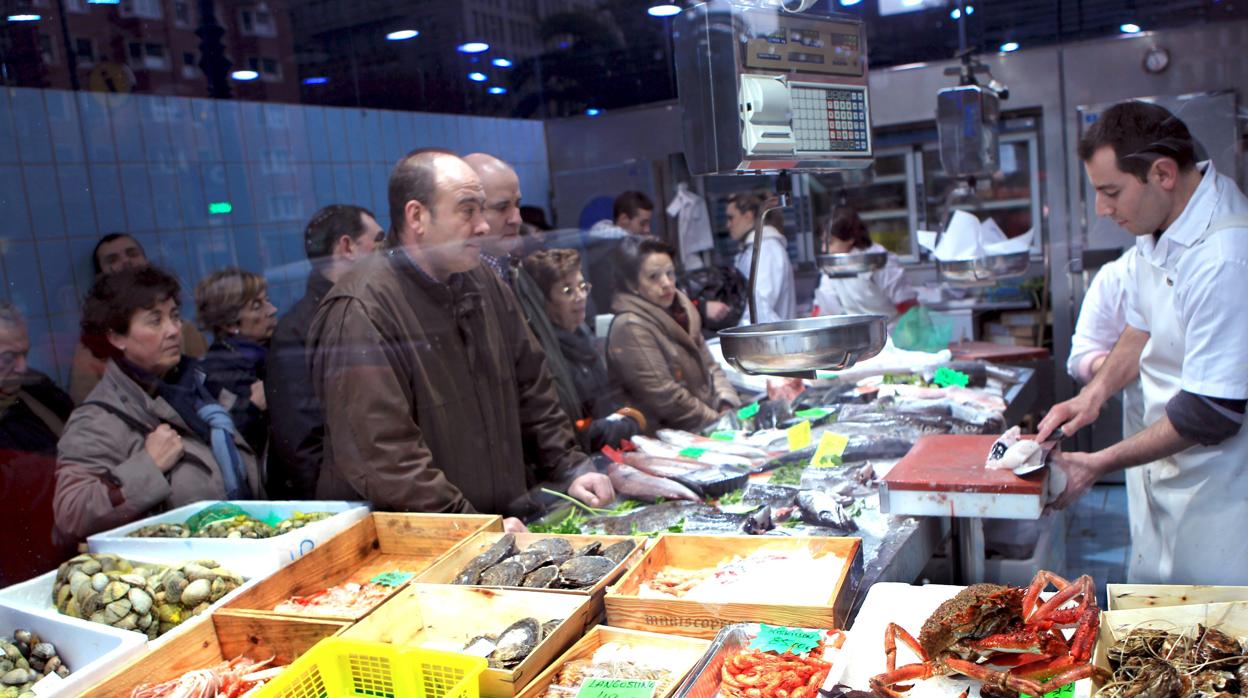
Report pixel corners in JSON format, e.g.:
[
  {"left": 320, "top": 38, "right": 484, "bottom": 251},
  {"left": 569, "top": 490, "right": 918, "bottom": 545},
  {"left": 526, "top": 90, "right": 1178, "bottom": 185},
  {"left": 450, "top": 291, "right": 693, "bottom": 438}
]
[
  {"left": 811, "top": 432, "right": 848, "bottom": 468},
  {"left": 786, "top": 421, "right": 813, "bottom": 451},
  {"left": 575, "top": 678, "right": 658, "bottom": 698},
  {"left": 370, "top": 571, "right": 415, "bottom": 587},
  {"left": 748, "top": 625, "right": 823, "bottom": 655}
]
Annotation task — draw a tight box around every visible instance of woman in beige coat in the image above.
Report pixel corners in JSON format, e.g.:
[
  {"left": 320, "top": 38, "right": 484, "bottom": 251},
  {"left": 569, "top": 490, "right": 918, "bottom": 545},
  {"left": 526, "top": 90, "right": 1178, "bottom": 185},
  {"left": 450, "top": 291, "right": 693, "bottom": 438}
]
[
  {"left": 55, "top": 266, "right": 261, "bottom": 542},
  {"left": 607, "top": 238, "right": 740, "bottom": 432}
]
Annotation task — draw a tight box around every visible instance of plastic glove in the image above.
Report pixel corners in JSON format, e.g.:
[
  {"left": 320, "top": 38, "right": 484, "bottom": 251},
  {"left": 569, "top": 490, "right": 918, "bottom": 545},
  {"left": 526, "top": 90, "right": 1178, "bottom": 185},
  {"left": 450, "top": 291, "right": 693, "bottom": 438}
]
[{"left": 587, "top": 413, "right": 642, "bottom": 451}]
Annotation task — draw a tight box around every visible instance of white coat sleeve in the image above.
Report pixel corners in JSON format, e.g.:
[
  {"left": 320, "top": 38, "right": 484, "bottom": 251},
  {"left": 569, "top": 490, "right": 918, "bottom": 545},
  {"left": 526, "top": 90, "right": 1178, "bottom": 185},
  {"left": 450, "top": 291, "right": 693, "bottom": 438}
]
[
  {"left": 813, "top": 275, "right": 845, "bottom": 316},
  {"left": 1067, "top": 254, "right": 1132, "bottom": 382},
  {"left": 1177, "top": 249, "right": 1248, "bottom": 400},
  {"left": 873, "top": 255, "right": 917, "bottom": 305},
  {"left": 751, "top": 241, "right": 788, "bottom": 324}
]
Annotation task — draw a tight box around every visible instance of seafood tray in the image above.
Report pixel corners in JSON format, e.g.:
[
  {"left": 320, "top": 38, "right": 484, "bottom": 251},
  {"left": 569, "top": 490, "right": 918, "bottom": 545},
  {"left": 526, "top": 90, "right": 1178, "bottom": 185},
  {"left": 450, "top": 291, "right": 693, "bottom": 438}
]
[
  {"left": 1106, "top": 583, "right": 1248, "bottom": 611},
  {"left": 222, "top": 513, "right": 502, "bottom": 622},
  {"left": 416, "top": 533, "right": 644, "bottom": 613},
  {"left": 518, "top": 625, "right": 711, "bottom": 698},
  {"left": 341, "top": 583, "right": 595, "bottom": 698},
  {"left": 0, "top": 601, "right": 146, "bottom": 697},
  {"left": 604, "top": 535, "right": 862, "bottom": 640},
  {"left": 84, "top": 606, "right": 347, "bottom": 697},
  {"left": 87, "top": 500, "right": 370, "bottom": 573},
  {"left": 672, "top": 623, "right": 846, "bottom": 698},
  {"left": 836, "top": 582, "right": 1093, "bottom": 698},
  {"left": 0, "top": 552, "right": 270, "bottom": 651}
]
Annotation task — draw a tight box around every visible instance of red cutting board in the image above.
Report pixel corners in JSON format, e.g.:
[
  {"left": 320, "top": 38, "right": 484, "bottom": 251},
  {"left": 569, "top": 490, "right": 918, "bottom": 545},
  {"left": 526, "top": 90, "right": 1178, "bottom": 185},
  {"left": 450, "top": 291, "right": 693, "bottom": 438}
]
[
  {"left": 949, "top": 341, "right": 1050, "bottom": 363},
  {"left": 883, "top": 434, "right": 1045, "bottom": 495}
]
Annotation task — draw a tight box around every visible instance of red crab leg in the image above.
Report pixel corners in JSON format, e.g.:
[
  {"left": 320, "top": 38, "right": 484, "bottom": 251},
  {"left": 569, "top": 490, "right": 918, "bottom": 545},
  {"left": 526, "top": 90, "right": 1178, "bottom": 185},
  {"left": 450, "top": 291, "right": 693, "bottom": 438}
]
[
  {"left": 1015, "top": 661, "right": 1108, "bottom": 689},
  {"left": 1066, "top": 604, "right": 1101, "bottom": 663},
  {"left": 869, "top": 662, "right": 940, "bottom": 698},
  {"left": 1022, "top": 570, "right": 1072, "bottom": 620},
  {"left": 944, "top": 658, "right": 1048, "bottom": 697},
  {"left": 882, "top": 623, "right": 930, "bottom": 672},
  {"left": 1029, "top": 575, "right": 1094, "bottom": 628}
]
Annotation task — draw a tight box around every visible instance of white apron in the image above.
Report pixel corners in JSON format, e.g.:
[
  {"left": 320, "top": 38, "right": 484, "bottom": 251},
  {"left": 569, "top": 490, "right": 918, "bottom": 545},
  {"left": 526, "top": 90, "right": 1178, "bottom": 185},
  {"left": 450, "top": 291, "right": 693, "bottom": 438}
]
[
  {"left": 1127, "top": 216, "right": 1248, "bottom": 584},
  {"left": 816, "top": 272, "right": 899, "bottom": 322}
]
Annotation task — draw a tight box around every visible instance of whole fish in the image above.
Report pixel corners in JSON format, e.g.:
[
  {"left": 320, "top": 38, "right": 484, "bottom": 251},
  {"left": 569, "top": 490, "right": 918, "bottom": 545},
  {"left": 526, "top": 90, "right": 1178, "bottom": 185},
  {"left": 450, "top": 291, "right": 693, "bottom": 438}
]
[
  {"left": 586, "top": 500, "right": 711, "bottom": 535},
  {"left": 796, "top": 490, "right": 859, "bottom": 532},
  {"left": 630, "top": 435, "right": 754, "bottom": 469},
  {"left": 606, "top": 461, "right": 701, "bottom": 503},
  {"left": 622, "top": 452, "right": 708, "bottom": 479},
  {"left": 741, "top": 483, "right": 801, "bottom": 510},
  {"left": 684, "top": 506, "right": 774, "bottom": 535},
  {"left": 655, "top": 429, "right": 772, "bottom": 460}
]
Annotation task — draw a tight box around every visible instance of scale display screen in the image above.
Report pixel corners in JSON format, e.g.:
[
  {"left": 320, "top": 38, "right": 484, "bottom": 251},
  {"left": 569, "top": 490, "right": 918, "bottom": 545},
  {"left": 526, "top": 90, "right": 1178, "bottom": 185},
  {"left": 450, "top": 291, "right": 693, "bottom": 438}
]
[{"left": 744, "top": 16, "right": 864, "bottom": 77}]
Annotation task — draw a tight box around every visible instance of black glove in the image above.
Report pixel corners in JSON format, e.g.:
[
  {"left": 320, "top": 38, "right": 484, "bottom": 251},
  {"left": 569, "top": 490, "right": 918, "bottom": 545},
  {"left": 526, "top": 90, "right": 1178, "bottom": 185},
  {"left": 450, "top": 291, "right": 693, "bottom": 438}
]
[{"left": 587, "top": 414, "right": 642, "bottom": 451}]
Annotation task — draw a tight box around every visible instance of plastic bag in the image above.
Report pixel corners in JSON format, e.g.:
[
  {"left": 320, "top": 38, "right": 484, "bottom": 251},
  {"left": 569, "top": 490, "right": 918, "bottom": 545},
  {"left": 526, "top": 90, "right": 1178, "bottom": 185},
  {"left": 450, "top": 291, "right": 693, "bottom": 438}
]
[
  {"left": 892, "top": 306, "right": 953, "bottom": 353},
  {"left": 183, "top": 502, "right": 250, "bottom": 533}
]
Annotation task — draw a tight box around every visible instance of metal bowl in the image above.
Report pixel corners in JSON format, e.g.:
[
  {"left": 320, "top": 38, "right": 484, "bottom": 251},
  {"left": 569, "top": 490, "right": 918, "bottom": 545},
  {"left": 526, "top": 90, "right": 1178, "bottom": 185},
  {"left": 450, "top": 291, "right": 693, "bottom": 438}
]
[
  {"left": 718, "top": 314, "right": 888, "bottom": 376},
  {"left": 817, "top": 251, "right": 888, "bottom": 278},
  {"left": 937, "top": 251, "right": 1031, "bottom": 286}
]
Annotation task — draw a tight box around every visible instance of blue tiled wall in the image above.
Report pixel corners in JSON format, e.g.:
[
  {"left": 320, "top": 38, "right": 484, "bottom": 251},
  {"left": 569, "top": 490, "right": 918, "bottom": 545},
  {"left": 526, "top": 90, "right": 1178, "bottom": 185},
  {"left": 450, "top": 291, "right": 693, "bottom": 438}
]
[{"left": 0, "top": 87, "right": 552, "bottom": 387}]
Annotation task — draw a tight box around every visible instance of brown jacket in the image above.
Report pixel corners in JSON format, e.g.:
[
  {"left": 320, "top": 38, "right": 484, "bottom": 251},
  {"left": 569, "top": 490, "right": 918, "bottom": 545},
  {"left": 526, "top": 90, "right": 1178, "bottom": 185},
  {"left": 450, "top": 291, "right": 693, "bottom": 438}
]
[
  {"left": 607, "top": 291, "right": 741, "bottom": 433},
  {"left": 54, "top": 360, "right": 262, "bottom": 541},
  {"left": 69, "top": 323, "right": 209, "bottom": 405},
  {"left": 308, "top": 250, "right": 589, "bottom": 518}
]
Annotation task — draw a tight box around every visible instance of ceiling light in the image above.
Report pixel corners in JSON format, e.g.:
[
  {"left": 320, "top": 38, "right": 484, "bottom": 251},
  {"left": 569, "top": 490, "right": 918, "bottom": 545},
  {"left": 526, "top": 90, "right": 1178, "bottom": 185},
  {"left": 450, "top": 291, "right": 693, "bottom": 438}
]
[
  {"left": 999, "top": 41, "right": 1020, "bottom": 53},
  {"left": 840, "top": 0, "right": 863, "bottom": 5},
  {"left": 492, "top": 57, "right": 512, "bottom": 68},
  {"left": 901, "top": 0, "right": 923, "bottom": 6},
  {"left": 302, "top": 76, "right": 329, "bottom": 85},
  {"left": 6, "top": 13, "right": 40, "bottom": 21},
  {"left": 386, "top": 29, "right": 419, "bottom": 41},
  {"left": 488, "top": 86, "right": 507, "bottom": 95},
  {"left": 965, "top": 5, "right": 974, "bottom": 14},
  {"left": 585, "top": 108, "right": 602, "bottom": 116},
  {"left": 950, "top": 8, "right": 960, "bottom": 19},
  {"left": 87, "top": 0, "right": 120, "bottom": 5},
  {"left": 458, "top": 42, "right": 489, "bottom": 54},
  {"left": 467, "top": 71, "right": 487, "bottom": 82},
  {"left": 230, "top": 70, "right": 259, "bottom": 81},
  {"left": 647, "top": 4, "right": 680, "bottom": 16},
  {"left": 1120, "top": 23, "right": 1141, "bottom": 34}
]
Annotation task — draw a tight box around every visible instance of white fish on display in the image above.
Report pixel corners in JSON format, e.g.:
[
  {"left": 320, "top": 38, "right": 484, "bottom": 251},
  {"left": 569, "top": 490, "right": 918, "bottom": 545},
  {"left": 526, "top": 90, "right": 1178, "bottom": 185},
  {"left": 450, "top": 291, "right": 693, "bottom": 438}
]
[
  {"left": 655, "top": 429, "right": 772, "bottom": 459},
  {"left": 629, "top": 435, "right": 755, "bottom": 469}
]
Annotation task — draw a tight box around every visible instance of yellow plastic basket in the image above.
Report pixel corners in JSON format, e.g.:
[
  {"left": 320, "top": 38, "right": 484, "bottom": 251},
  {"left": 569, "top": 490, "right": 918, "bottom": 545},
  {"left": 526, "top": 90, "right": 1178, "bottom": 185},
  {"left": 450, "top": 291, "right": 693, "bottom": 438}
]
[{"left": 254, "top": 637, "right": 488, "bottom": 698}]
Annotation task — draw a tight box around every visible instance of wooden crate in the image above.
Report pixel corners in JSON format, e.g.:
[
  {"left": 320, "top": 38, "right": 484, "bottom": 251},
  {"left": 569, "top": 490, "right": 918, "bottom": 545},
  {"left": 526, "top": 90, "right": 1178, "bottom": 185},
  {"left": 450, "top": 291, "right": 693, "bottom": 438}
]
[
  {"left": 341, "top": 583, "right": 595, "bottom": 698},
  {"left": 518, "top": 625, "right": 710, "bottom": 698},
  {"left": 604, "top": 534, "right": 862, "bottom": 639},
  {"left": 1106, "top": 583, "right": 1248, "bottom": 611},
  {"left": 84, "top": 610, "right": 347, "bottom": 697},
  {"left": 417, "top": 532, "right": 644, "bottom": 616},
  {"left": 220, "top": 512, "right": 501, "bottom": 622}
]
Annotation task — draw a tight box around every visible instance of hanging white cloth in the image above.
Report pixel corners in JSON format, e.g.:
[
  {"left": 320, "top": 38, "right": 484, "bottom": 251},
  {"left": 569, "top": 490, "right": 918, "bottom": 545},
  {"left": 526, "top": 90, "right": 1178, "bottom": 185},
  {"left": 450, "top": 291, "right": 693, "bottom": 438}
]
[{"left": 665, "top": 182, "right": 715, "bottom": 270}]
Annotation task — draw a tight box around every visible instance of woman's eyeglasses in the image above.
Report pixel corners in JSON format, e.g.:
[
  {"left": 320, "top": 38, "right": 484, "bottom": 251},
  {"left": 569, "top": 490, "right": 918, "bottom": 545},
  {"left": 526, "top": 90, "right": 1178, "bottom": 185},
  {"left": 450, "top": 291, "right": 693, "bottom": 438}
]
[{"left": 557, "top": 281, "right": 592, "bottom": 298}]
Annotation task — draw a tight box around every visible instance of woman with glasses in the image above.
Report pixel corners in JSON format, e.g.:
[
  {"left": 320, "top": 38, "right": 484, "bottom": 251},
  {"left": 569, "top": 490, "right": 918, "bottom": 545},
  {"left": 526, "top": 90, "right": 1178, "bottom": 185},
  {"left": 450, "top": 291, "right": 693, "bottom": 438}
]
[
  {"left": 522, "top": 249, "right": 644, "bottom": 451},
  {"left": 606, "top": 237, "right": 740, "bottom": 432}
]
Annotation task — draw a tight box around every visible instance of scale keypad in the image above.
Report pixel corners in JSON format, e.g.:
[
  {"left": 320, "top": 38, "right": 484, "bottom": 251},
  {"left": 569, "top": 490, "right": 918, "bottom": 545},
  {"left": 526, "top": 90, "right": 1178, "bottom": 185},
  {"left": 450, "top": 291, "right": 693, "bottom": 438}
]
[{"left": 790, "top": 84, "right": 869, "bottom": 154}]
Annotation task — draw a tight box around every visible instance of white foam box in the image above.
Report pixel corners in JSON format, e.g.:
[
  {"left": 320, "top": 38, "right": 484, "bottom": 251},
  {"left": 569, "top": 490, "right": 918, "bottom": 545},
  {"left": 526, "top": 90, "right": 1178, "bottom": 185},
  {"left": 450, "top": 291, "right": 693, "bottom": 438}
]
[
  {"left": 0, "top": 601, "right": 146, "bottom": 697},
  {"left": 85, "top": 499, "right": 369, "bottom": 573},
  {"left": 0, "top": 551, "right": 272, "bottom": 652},
  {"left": 834, "top": 582, "right": 1093, "bottom": 698}
]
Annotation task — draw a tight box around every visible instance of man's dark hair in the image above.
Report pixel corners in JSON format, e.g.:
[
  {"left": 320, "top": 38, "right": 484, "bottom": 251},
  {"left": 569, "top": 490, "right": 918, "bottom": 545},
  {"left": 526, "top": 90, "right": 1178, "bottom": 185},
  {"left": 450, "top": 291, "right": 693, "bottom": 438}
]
[
  {"left": 80, "top": 265, "right": 181, "bottom": 361},
  {"left": 613, "top": 191, "right": 654, "bottom": 222},
  {"left": 614, "top": 235, "right": 678, "bottom": 294},
  {"left": 304, "top": 204, "right": 376, "bottom": 260},
  {"left": 1077, "top": 101, "right": 1197, "bottom": 182},
  {"left": 91, "top": 233, "right": 143, "bottom": 276},
  {"left": 387, "top": 147, "right": 457, "bottom": 243}
]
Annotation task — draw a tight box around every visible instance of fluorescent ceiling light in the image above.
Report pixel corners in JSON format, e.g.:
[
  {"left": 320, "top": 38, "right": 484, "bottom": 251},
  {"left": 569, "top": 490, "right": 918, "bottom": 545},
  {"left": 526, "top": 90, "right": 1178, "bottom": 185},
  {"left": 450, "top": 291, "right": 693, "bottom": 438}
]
[
  {"left": 302, "top": 76, "right": 329, "bottom": 85},
  {"left": 999, "top": 41, "right": 1020, "bottom": 52},
  {"left": 467, "top": 71, "right": 488, "bottom": 82},
  {"left": 647, "top": 4, "right": 681, "bottom": 17},
  {"left": 488, "top": 86, "right": 507, "bottom": 95},
  {"left": 1120, "top": 23, "right": 1141, "bottom": 34},
  {"left": 6, "top": 13, "right": 41, "bottom": 21},
  {"left": 386, "top": 29, "right": 419, "bottom": 41},
  {"left": 458, "top": 41, "right": 489, "bottom": 54},
  {"left": 585, "top": 108, "right": 602, "bottom": 116},
  {"left": 230, "top": 70, "right": 259, "bottom": 81},
  {"left": 492, "top": 58, "right": 512, "bottom": 68}
]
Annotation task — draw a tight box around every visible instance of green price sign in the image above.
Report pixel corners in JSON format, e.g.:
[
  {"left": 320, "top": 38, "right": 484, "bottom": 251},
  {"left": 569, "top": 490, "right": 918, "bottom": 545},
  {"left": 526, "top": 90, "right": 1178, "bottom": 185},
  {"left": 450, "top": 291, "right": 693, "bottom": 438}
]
[
  {"left": 575, "top": 678, "right": 658, "bottom": 698},
  {"left": 1020, "top": 681, "right": 1076, "bottom": 698},
  {"left": 748, "top": 625, "right": 823, "bottom": 655}
]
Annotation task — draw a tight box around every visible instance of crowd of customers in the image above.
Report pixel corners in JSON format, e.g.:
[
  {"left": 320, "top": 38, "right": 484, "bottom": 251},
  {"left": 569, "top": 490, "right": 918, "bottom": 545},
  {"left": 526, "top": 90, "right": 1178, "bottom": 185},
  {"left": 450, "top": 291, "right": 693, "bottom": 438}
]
[{"left": 0, "top": 149, "right": 764, "bottom": 584}]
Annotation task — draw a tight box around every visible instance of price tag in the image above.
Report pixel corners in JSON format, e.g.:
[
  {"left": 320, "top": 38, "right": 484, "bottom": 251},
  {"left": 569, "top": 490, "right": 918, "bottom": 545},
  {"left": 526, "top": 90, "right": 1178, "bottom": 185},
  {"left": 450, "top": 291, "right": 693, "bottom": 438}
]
[
  {"left": 748, "top": 625, "right": 823, "bottom": 655},
  {"left": 933, "top": 366, "right": 970, "bottom": 388},
  {"left": 794, "top": 408, "right": 830, "bottom": 420},
  {"left": 1020, "top": 681, "right": 1076, "bottom": 698},
  {"left": 738, "top": 402, "right": 760, "bottom": 420},
  {"left": 786, "top": 421, "right": 812, "bottom": 451},
  {"left": 371, "top": 571, "right": 415, "bottom": 587},
  {"left": 811, "top": 432, "right": 848, "bottom": 468},
  {"left": 678, "top": 447, "right": 708, "bottom": 459},
  {"left": 575, "top": 678, "right": 658, "bottom": 698},
  {"left": 711, "top": 431, "right": 738, "bottom": 441}
]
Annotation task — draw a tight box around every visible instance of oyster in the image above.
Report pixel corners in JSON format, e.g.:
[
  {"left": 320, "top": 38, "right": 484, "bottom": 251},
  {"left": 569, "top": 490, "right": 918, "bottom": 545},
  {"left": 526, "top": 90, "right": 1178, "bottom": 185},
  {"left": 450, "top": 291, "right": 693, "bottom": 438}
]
[
  {"left": 600, "top": 540, "right": 636, "bottom": 565},
  {"left": 558, "top": 555, "right": 615, "bottom": 588},
  {"left": 489, "top": 618, "right": 540, "bottom": 667},
  {"left": 508, "top": 551, "right": 552, "bottom": 575},
  {"left": 521, "top": 566, "right": 559, "bottom": 589},
  {"left": 454, "top": 535, "right": 518, "bottom": 585},
  {"left": 479, "top": 559, "right": 526, "bottom": 587},
  {"left": 573, "top": 542, "right": 602, "bottom": 558},
  {"left": 526, "top": 539, "right": 574, "bottom": 565},
  {"left": 541, "top": 619, "right": 563, "bottom": 640}
]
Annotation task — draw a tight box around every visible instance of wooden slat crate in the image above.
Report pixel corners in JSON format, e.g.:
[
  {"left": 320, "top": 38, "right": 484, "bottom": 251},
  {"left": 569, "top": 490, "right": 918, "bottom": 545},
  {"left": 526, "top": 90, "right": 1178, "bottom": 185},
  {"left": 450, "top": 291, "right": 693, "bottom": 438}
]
[
  {"left": 517, "top": 625, "right": 711, "bottom": 698},
  {"left": 1106, "top": 583, "right": 1248, "bottom": 611}
]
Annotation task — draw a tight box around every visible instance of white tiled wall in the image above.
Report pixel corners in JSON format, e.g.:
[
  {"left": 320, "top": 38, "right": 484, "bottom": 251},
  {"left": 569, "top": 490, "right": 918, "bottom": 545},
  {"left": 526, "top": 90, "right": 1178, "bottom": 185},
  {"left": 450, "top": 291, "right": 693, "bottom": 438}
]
[{"left": 0, "top": 87, "right": 552, "bottom": 386}]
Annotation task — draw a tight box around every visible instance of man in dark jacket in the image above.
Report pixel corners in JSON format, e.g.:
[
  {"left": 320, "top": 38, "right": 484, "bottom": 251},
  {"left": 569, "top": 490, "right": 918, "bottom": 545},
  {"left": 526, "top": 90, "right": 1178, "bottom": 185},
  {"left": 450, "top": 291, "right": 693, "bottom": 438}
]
[
  {"left": 266, "top": 205, "right": 383, "bottom": 498},
  {"left": 308, "top": 149, "right": 613, "bottom": 531}
]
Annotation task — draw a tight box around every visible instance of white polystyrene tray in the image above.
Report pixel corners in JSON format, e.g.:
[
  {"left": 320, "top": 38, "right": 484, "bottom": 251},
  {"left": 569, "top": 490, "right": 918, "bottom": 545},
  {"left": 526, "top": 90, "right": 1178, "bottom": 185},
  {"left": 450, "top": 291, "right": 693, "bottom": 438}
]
[
  {"left": 835, "top": 582, "right": 1092, "bottom": 698},
  {"left": 0, "top": 600, "right": 146, "bottom": 697},
  {"left": 86, "top": 500, "right": 369, "bottom": 572},
  {"left": 0, "top": 552, "right": 269, "bottom": 652}
]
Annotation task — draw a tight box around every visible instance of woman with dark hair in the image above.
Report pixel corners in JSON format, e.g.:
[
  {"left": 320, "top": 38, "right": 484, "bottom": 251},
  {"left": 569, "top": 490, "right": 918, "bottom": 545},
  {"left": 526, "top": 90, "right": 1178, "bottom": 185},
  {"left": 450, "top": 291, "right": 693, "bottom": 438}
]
[
  {"left": 194, "top": 268, "right": 277, "bottom": 455},
  {"left": 55, "top": 266, "right": 261, "bottom": 541},
  {"left": 606, "top": 237, "right": 740, "bottom": 432},
  {"left": 725, "top": 191, "right": 796, "bottom": 324},
  {"left": 522, "top": 249, "right": 644, "bottom": 450},
  {"left": 813, "top": 208, "right": 917, "bottom": 324}
]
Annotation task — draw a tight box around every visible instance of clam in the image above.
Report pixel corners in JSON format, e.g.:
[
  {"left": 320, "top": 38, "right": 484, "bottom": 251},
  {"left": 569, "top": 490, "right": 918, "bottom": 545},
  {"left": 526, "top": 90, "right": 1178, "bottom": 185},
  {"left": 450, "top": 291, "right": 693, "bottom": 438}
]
[
  {"left": 275, "top": 511, "right": 333, "bottom": 534},
  {"left": 479, "top": 559, "right": 526, "bottom": 587},
  {"left": 557, "top": 556, "right": 615, "bottom": 588},
  {"left": 489, "top": 618, "right": 540, "bottom": 667},
  {"left": 181, "top": 578, "right": 212, "bottom": 607},
  {"left": 128, "top": 588, "right": 153, "bottom": 616},
  {"left": 91, "top": 572, "right": 108, "bottom": 592},
  {"left": 102, "top": 580, "right": 129, "bottom": 604},
  {"left": 600, "top": 540, "right": 636, "bottom": 565},
  {"left": 1, "top": 668, "right": 35, "bottom": 686},
  {"left": 521, "top": 566, "right": 559, "bottom": 589},
  {"left": 29, "top": 645, "right": 53, "bottom": 663}
]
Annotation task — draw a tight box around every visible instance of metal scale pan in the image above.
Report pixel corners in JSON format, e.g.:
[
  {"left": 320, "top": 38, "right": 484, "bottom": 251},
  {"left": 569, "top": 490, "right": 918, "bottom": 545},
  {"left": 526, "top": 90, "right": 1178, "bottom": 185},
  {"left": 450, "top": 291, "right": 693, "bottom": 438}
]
[{"left": 817, "top": 250, "right": 888, "bottom": 278}]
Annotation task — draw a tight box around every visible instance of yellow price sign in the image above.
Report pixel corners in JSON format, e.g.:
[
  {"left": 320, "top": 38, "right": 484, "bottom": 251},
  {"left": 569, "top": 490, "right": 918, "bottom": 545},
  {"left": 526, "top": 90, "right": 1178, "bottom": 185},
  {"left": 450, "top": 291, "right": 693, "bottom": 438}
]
[
  {"left": 811, "top": 432, "right": 849, "bottom": 467},
  {"left": 786, "top": 421, "right": 812, "bottom": 451}
]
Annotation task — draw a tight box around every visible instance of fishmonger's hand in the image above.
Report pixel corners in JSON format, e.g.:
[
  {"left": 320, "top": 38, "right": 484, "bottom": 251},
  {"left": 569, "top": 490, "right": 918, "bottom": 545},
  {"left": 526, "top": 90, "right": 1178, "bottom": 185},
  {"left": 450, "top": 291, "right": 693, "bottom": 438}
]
[{"left": 569, "top": 472, "right": 615, "bottom": 508}]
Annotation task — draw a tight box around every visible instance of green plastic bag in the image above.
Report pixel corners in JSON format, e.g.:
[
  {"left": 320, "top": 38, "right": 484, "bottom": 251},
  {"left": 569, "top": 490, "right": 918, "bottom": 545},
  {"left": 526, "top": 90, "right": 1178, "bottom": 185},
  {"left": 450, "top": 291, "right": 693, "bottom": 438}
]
[
  {"left": 892, "top": 306, "right": 953, "bottom": 353},
  {"left": 184, "top": 502, "right": 251, "bottom": 534}
]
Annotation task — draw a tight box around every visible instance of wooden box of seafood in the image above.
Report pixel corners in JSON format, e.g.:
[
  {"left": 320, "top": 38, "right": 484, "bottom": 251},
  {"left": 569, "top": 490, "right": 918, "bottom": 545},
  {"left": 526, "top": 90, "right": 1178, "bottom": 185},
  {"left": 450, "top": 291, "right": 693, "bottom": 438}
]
[
  {"left": 671, "top": 623, "right": 845, "bottom": 698},
  {"left": 0, "top": 600, "right": 146, "bottom": 697},
  {"left": 1094, "top": 600, "right": 1248, "bottom": 698},
  {"left": 87, "top": 500, "right": 371, "bottom": 573},
  {"left": 85, "top": 606, "right": 347, "bottom": 697},
  {"left": 340, "top": 583, "right": 595, "bottom": 698},
  {"left": 518, "top": 626, "right": 711, "bottom": 698},
  {"left": 0, "top": 553, "right": 267, "bottom": 651},
  {"left": 416, "top": 532, "right": 643, "bottom": 603},
  {"left": 604, "top": 535, "right": 862, "bottom": 639},
  {"left": 219, "top": 513, "right": 502, "bottom": 622},
  {"left": 1107, "top": 584, "right": 1248, "bottom": 611}
]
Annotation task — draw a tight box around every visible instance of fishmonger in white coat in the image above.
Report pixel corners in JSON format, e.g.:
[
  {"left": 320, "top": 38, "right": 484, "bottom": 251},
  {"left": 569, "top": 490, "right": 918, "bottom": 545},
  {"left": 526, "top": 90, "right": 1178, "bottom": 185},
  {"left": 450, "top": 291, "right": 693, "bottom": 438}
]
[
  {"left": 726, "top": 192, "right": 796, "bottom": 325},
  {"left": 812, "top": 209, "right": 917, "bottom": 324}
]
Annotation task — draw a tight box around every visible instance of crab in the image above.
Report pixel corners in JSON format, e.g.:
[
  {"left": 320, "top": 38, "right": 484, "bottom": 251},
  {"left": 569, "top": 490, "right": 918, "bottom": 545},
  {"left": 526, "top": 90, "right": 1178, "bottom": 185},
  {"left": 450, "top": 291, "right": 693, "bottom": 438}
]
[{"left": 869, "top": 571, "right": 1108, "bottom": 698}]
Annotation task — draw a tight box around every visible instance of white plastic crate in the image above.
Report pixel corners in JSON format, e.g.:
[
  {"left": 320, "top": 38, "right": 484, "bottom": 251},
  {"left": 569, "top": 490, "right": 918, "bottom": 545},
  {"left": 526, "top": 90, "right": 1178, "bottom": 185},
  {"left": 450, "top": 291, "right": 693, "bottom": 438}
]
[
  {"left": 86, "top": 500, "right": 369, "bottom": 572},
  {"left": 0, "top": 600, "right": 146, "bottom": 697}
]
